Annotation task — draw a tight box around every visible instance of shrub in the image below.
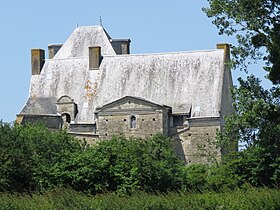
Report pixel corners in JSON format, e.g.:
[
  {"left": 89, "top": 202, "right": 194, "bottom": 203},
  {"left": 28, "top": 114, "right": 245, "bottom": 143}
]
[
  {"left": 0, "top": 122, "right": 82, "bottom": 192},
  {"left": 56, "top": 134, "right": 184, "bottom": 194}
]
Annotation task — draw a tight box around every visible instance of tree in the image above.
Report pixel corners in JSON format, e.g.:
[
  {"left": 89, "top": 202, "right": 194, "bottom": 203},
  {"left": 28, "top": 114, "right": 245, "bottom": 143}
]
[
  {"left": 203, "top": 0, "right": 280, "bottom": 84},
  {"left": 204, "top": 0, "right": 280, "bottom": 186},
  {"left": 220, "top": 76, "right": 280, "bottom": 185}
]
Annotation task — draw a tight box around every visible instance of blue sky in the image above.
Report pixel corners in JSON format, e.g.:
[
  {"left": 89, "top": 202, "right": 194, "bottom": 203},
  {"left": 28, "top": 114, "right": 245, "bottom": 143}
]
[{"left": 0, "top": 0, "right": 270, "bottom": 122}]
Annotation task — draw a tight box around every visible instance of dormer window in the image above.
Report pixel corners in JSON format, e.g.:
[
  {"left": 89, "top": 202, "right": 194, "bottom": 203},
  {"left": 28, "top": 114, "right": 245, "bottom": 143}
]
[
  {"left": 130, "top": 115, "right": 136, "bottom": 128},
  {"left": 56, "top": 95, "right": 78, "bottom": 123}
]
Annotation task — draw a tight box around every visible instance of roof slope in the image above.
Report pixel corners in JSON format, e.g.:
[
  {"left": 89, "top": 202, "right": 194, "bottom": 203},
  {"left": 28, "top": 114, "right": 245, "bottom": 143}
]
[
  {"left": 54, "top": 25, "right": 116, "bottom": 59},
  {"left": 21, "top": 26, "right": 226, "bottom": 123},
  {"left": 97, "top": 51, "right": 224, "bottom": 119}
]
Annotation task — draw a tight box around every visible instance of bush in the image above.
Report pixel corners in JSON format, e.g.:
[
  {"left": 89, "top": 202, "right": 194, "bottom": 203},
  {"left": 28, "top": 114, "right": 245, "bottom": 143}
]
[
  {"left": 0, "top": 122, "right": 185, "bottom": 194},
  {"left": 0, "top": 122, "right": 82, "bottom": 192},
  {"left": 1, "top": 187, "right": 280, "bottom": 209},
  {"left": 56, "top": 134, "right": 184, "bottom": 194},
  {"left": 181, "top": 164, "right": 208, "bottom": 192}
]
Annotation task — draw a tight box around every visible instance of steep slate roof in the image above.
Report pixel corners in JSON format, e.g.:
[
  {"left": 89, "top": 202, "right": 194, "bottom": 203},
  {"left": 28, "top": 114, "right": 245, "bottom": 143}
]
[
  {"left": 21, "top": 25, "right": 226, "bottom": 123},
  {"left": 21, "top": 97, "right": 57, "bottom": 115}
]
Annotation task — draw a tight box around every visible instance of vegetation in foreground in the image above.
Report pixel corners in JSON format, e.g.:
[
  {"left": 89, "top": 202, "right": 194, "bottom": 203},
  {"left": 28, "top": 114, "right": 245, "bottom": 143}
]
[
  {"left": 0, "top": 122, "right": 279, "bottom": 195},
  {"left": 0, "top": 187, "right": 280, "bottom": 210}
]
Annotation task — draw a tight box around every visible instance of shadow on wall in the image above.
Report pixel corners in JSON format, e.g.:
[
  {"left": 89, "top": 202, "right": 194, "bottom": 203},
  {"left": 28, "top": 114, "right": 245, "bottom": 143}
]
[{"left": 172, "top": 138, "right": 187, "bottom": 163}]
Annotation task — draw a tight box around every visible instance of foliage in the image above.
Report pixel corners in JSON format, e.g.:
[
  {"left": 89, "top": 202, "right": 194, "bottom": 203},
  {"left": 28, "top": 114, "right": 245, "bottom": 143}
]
[
  {"left": 203, "top": 0, "right": 280, "bottom": 84},
  {"left": 1, "top": 121, "right": 278, "bottom": 194},
  {"left": 55, "top": 134, "right": 184, "bottom": 194},
  {"left": 181, "top": 164, "right": 208, "bottom": 192},
  {"left": 0, "top": 123, "right": 185, "bottom": 194},
  {"left": 0, "top": 122, "right": 82, "bottom": 192},
  {"left": 216, "top": 75, "right": 280, "bottom": 186},
  {"left": 204, "top": 0, "right": 280, "bottom": 187},
  {"left": 1, "top": 187, "right": 280, "bottom": 210}
]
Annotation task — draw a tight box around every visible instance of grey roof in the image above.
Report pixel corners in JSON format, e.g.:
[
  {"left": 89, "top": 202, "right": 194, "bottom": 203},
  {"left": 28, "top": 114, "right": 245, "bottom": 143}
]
[
  {"left": 54, "top": 26, "right": 116, "bottom": 59},
  {"left": 21, "top": 25, "right": 227, "bottom": 123},
  {"left": 21, "top": 97, "right": 58, "bottom": 115},
  {"left": 172, "top": 103, "right": 192, "bottom": 115}
]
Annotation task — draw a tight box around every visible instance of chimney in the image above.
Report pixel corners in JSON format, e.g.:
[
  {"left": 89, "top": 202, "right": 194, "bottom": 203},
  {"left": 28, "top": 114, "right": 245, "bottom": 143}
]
[
  {"left": 216, "top": 43, "right": 230, "bottom": 61},
  {"left": 89, "top": 46, "right": 101, "bottom": 69},
  {"left": 110, "top": 39, "right": 131, "bottom": 55},
  {"left": 48, "top": 44, "right": 63, "bottom": 59},
  {"left": 31, "top": 49, "right": 45, "bottom": 75}
]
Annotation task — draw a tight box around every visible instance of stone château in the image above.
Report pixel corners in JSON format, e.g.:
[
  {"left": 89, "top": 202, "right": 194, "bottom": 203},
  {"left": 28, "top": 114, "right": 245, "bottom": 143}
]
[{"left": 17, "top": 25, "right": 235, "bottom": 163}]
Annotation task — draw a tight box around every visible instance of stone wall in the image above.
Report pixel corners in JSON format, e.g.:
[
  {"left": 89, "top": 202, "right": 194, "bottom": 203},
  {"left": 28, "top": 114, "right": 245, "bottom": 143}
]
[
  {"left": 98, "top": 112, "right": 165, "bottom": 139},
  {"left": 172, "top": 117, "right": 221, "bottom": 164}
]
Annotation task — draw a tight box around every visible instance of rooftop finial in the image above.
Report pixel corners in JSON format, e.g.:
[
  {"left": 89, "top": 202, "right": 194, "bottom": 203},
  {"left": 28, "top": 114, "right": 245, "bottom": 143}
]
[
  {"left": 76, "top": 22, "right": 79, "bottom": 28},
  {"left": 99, "top": 11, "right": 103, "bottom": 27}
]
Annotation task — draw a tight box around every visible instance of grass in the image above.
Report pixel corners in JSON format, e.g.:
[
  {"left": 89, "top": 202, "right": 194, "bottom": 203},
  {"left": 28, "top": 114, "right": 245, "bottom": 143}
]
[{"left": 0, "top": 187, "right": 280, "bottom": 210}]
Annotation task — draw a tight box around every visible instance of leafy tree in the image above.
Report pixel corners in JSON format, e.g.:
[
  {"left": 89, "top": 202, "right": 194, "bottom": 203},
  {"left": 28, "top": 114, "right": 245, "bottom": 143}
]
[
  {"left": 0, "top": 122, "right": 82, "bottom": 192},
  {"left": 57, "top": 134, "right": 184, "bottom": 194},
  {"left": 219, "top": 76, "right": 280, "bottom": 186},
  {"left": 204, "top": 0, "right": 280, "bottom": 186},
  {"left": 203, "top": 0, "right": 280, "bottom": 84}
]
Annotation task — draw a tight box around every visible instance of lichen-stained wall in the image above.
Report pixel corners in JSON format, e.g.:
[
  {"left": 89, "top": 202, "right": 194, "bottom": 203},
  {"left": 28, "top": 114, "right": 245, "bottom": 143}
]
[{"left": 172, "top": 118, "right": 221, "bottom": 164}]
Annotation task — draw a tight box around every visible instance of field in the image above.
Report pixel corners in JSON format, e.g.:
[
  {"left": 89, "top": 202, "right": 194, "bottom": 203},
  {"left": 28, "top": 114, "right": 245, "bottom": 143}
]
[{"left": 1, "top": 187, "right": 280, "bottom": 210}]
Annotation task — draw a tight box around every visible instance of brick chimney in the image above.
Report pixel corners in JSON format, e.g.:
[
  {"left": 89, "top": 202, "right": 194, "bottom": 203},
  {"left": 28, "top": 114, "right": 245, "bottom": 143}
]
[
  {"left": 110, "top": 39, "right": 131, "bottom": 55},
  {"left": 48, "top": 44, "right": 63, "bottom": 59},
  {"left": 216, "top": 43, "right": 230, "bottom": 61},
  {"left": 89, "top": 46, "right": 101, "bottom": 69},
  {"left": 31, "top": 49, "right": 45, "bottom": 75}
]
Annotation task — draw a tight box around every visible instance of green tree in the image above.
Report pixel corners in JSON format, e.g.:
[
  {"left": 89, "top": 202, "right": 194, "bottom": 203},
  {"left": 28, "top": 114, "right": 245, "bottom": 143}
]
[
  {"left": 57, "top": 134, "right": 184, "bottom": 194},
  {"left": 203, "top": 0, "right": 280, "bottom": 84},
  {"left": 0, "top": 122, "right": 83, "bottom": 192},
  {"left": 219, "top": 76, "right": 280, "bottom": 186},
  {"left": 204, "top": 0, "right": 280, "bottom": 186}
]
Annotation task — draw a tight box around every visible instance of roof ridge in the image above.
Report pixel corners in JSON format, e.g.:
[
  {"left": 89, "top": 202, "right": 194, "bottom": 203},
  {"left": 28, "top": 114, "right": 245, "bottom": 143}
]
[{"left": 103, "top": 49, "right": 223, "bottom": 57}]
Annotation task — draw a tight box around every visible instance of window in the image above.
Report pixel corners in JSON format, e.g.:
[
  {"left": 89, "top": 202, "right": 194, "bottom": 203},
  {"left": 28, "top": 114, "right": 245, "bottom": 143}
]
[
  {"left": 61, "top": 113, "right": 71, "bottom": 130},
  {"left": 130, "top": 116, "right": 136, "bottom": 128},
  {"left": 62, "top": 113, "right": 71, "bottom": 123}
]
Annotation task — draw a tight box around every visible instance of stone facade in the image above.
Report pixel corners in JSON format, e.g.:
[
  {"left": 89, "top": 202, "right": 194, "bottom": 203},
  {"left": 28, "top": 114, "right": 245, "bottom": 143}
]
[
  {"left": 172, "top": 118, "right": 221, "bottom": 163},
  {"left": 96, "top": 96, "right": 171, "bottom": 139},
  {"left": 18, "top": 25, "right": 236, "bottom": 164}
]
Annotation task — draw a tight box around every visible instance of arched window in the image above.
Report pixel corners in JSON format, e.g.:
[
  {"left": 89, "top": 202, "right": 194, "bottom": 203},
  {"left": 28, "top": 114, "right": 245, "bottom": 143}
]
[
  {"left": 130, "top": 116, "right": 136, "bottom": 128},
  {"left": 62, "top": 113, "right": 71, "bottom": 130},
  {"left": 62, "top": 113, "right": 71, "bottom": 123}
]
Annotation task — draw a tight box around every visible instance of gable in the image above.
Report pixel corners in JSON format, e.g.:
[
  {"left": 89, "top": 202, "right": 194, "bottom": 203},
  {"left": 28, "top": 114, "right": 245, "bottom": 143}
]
[{"left": 96, "top": 96, "right": 170, "bottom": 113}]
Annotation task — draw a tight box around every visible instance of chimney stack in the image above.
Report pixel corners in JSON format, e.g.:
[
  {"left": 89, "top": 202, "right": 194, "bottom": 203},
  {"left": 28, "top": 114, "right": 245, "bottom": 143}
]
[
  {"left": 48, "top": 44, "right": 63, "bottom": 59},
  {"left": 31, "top": 49, "right": 45, "bottom": 75},
  {"left": 216, "top": 43, "right": 230, "bottom": 61},
  {"left": 110, "top": 39, "right": 131, "bottom": 55},
  {"left": 89, "top": 46, "right": 101, "bottom": 69}
]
